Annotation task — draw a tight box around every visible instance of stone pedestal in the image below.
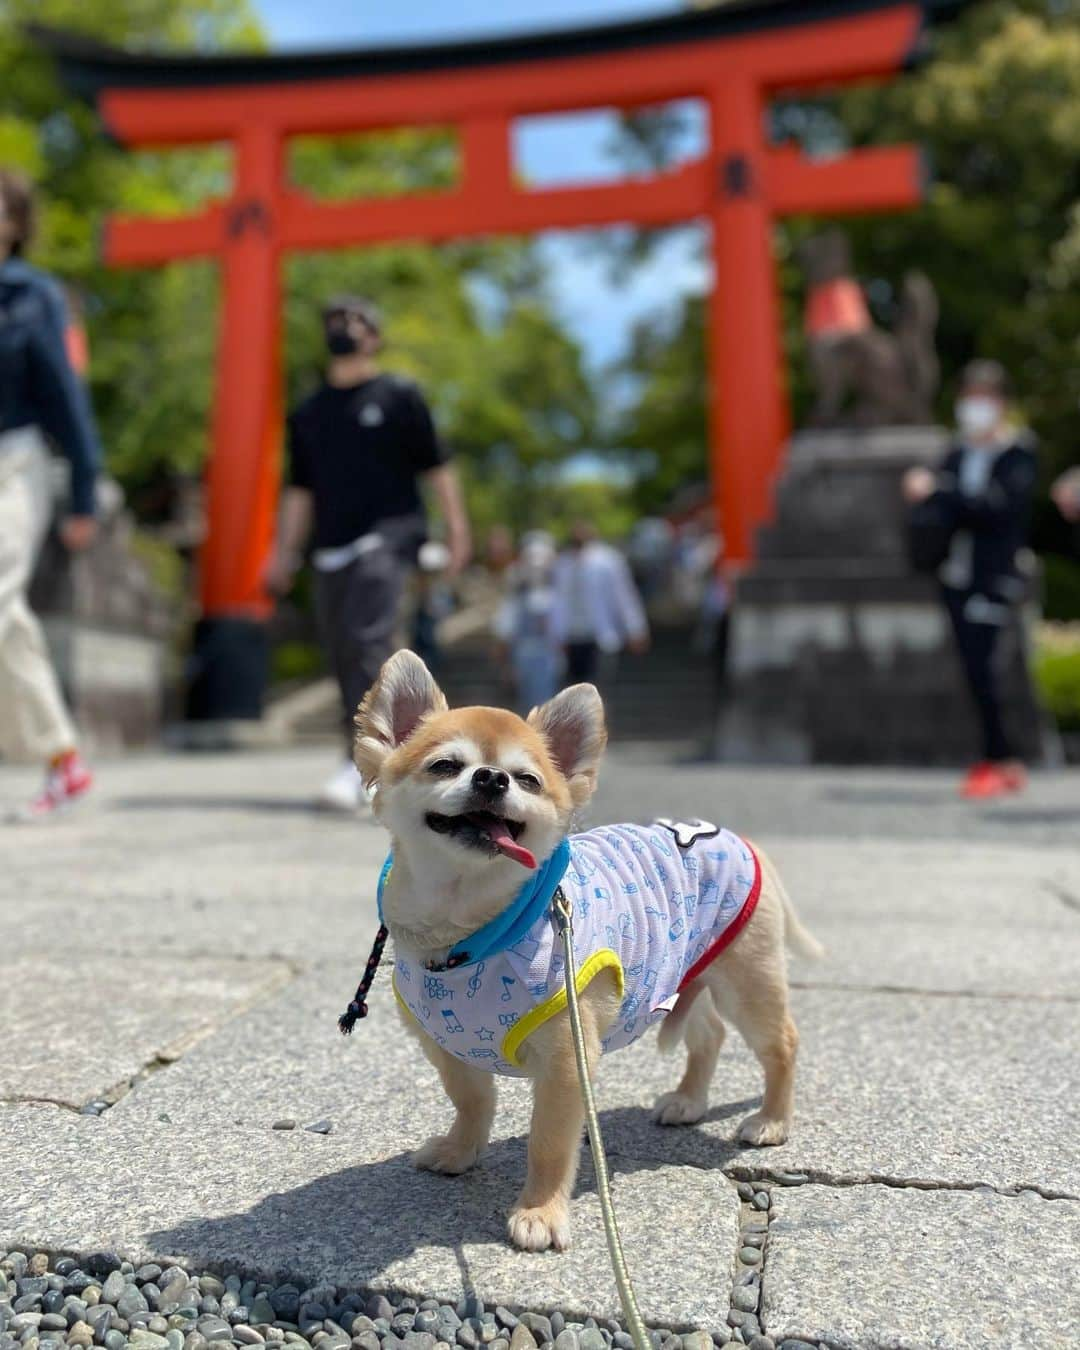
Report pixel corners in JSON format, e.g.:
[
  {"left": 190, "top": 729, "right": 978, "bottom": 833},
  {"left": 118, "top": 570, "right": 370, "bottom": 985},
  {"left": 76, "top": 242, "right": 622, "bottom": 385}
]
[
  {"left": 28, "top": 478, "right": 174, "bottom": 753},
  {"left": 718, "top": 427, "right": 1047, "bottom": 765}
]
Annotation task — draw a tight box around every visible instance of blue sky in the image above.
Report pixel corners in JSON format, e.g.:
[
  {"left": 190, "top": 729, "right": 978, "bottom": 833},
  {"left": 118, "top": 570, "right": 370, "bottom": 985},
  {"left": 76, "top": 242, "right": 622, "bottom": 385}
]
[{"left": 252, "top": 0, "right": 708, "bottom": 374}]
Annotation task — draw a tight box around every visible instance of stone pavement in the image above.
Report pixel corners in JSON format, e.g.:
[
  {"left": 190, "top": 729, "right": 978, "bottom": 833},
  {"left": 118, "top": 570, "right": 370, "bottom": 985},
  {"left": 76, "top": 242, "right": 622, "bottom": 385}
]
[{"left": 1, "top": 747, "right": 1078, "bottom": 1349}]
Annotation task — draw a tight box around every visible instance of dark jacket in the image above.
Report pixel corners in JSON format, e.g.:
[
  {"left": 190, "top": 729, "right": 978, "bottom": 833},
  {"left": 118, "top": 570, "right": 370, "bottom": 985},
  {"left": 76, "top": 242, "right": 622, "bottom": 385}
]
[
  {"left": 0, "top": 258, "right": 100, "bottom": 514},
  {"left": 935, "top": 433, "right": 1038, "bottom": 598}
]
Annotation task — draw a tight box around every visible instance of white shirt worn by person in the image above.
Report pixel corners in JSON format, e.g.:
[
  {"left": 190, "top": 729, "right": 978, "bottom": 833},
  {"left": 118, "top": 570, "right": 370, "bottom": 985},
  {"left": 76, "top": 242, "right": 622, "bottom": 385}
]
[{"left": 551, "top": 542, "right": 648, "bottom": 653}]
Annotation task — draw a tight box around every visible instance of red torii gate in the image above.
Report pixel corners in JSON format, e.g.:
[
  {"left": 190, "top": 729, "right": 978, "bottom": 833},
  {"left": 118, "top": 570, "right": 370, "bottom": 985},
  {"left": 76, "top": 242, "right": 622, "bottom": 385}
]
[{"left": 38, "top": 0, "right": 928, "bottom": 682}]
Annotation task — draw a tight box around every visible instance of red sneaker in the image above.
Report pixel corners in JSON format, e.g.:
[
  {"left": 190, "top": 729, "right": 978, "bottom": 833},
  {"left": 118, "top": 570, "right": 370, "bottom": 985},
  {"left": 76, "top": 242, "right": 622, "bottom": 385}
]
[
  {"left": 960, "top": 762, "right": 1017, "bottom": 800},
  {"left": 17, "top": 752, "right": 94, "bottom": 822},
  {"left": 997, "top": 761, "right": 1028, "bottom": 793}
]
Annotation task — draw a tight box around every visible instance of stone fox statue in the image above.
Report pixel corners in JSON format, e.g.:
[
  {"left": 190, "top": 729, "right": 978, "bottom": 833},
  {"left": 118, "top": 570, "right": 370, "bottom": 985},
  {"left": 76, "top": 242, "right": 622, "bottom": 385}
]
[{"left": 799, "top": 229, "right": 939, "bottom": 427}]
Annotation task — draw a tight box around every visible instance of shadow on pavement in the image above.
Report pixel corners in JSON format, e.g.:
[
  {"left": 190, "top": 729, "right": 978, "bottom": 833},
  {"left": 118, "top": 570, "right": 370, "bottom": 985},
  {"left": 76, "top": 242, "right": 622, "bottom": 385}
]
[
  {"left": 977, "top": 807, "right": 1080, "bottom": 825},
  {"left": 144, "top": 1099, "right": 761, "bottom": 1281},
  {"left": 819, "top": 786, "right": 952, "bottom": 807},
  {"left": 110, "top": 796, "right": 352, "bottom": 816}
]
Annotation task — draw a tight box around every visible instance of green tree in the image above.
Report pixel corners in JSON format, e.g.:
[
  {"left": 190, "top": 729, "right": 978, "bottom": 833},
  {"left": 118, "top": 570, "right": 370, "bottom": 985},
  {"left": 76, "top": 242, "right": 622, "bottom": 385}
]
[{"left": 612, "top": 297, "right": 706, "bottom": 516}]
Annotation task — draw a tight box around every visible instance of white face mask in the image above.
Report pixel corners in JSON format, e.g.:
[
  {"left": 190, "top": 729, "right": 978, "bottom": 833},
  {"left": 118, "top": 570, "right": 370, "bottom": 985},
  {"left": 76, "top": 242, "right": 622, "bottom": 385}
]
[{"left": 956, "top": 396, "right": 1001, "bottom": 438}]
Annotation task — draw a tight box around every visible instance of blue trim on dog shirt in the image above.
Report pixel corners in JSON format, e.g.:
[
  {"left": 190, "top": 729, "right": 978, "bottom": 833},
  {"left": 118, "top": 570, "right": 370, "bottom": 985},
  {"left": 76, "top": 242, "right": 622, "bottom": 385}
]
[{"left": 376, "top": 837, "right": 571, "bottom": 968}]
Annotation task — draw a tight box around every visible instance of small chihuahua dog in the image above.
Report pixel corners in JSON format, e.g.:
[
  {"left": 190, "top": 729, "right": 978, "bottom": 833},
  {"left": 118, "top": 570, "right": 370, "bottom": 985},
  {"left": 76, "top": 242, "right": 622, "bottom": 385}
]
[{"left": 354, "top": 650, "right": 821, "bottom": 1253}]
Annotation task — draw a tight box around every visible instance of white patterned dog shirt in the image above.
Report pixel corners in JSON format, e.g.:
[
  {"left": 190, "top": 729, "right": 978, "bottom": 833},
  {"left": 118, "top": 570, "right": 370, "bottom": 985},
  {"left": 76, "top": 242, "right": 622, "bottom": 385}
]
[{"left": 388, "top": 820, "right": 760, "bottom": 1077}]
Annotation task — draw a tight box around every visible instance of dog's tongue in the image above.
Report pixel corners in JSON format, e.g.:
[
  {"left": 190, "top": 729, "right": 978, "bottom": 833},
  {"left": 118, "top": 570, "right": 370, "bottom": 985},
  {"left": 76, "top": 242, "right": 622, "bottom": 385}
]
[{"left": 470, "top": 813, "right": 537, "bottom": 870}]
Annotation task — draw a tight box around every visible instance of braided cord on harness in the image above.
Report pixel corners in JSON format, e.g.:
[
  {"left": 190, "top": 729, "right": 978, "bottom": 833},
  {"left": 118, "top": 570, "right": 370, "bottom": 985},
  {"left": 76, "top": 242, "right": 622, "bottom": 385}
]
[
  {"left": 552, "top": 888, "right": 650, "bottom": 1350},
  {"left": 338, "top": 924, "right": 389, "bottom": 1035}
]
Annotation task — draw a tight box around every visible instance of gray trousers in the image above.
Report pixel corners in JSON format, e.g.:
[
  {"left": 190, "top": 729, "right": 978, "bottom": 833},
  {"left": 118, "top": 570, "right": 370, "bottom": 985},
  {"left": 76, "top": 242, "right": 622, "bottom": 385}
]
[{"left": 315, "top": 543, "right": 409, "bottom": 754}]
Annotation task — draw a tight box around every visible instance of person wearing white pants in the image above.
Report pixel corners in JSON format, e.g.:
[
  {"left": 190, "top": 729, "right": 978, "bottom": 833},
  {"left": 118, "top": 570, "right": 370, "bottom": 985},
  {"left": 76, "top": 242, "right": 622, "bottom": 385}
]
[{"left": 1, "top": 169, "right": 100, "bottom": 819}]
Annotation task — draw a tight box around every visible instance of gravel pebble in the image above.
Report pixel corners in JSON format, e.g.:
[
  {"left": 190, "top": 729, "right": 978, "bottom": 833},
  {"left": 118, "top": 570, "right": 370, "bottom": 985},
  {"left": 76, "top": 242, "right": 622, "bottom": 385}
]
[
  {"left": 738, "top": 1248, "right": 761, "bottom": 1266},
  {"left": 365, "top": 1299, "right": 393, "bottom": 1326},
  {"left": 98, "top": 1277, "right": 124, "bottom": 1309},
  {"left": 730, "top": 1287, "right": 758, "bottom": 1315},
  {"left": 750, "top": 1193, "right": 770, "bottom": 1212}
]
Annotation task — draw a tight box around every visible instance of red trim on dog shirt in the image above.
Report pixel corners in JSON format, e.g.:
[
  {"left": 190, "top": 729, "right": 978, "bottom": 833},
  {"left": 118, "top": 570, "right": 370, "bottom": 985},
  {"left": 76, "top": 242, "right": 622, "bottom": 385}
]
[{"left": 677, "top": 842, "right": 762, "bottom": 991}]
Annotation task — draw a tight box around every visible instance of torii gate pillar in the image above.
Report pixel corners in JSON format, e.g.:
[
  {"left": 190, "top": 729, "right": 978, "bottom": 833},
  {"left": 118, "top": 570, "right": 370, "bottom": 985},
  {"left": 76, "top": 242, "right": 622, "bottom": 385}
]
[{"left": 708, "top": 77, "right": 789, "bottom": 563}]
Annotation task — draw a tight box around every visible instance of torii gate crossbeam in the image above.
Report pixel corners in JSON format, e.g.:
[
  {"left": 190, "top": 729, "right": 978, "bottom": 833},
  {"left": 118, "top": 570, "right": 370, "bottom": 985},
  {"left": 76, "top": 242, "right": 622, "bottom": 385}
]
[{"left": 36, "top": 0, "right": 929, "bottom": 704}]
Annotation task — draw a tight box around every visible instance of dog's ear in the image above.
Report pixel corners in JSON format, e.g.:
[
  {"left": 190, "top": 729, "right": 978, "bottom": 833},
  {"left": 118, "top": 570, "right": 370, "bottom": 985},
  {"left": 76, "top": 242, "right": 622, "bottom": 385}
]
[
  {"left": 528, "top": 683, "right": 607, "bottom": 806},
  {"left": 354, "top": 649, "right": 448, "bottom": 785}
]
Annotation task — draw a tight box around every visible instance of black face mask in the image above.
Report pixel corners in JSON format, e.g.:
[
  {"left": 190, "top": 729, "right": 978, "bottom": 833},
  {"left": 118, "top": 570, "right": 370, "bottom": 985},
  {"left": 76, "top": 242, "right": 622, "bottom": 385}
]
[{"left": 325, "top": 328, "right": 360, "bottom": 357}]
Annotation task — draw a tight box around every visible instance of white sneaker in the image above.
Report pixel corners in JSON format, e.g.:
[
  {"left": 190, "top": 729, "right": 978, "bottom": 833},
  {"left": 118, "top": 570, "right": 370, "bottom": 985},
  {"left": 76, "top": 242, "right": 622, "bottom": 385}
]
[{"left": 318, "top": 760, "right": 370, "bottom": 813}]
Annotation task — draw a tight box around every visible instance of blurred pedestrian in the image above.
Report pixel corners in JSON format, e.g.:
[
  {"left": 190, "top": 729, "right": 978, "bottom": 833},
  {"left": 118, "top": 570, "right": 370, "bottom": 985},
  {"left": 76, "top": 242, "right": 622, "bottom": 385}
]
[
  {"left": 484, "top": 524, "right": 516, "bottom": 579},
  {"left": 552, "top": 520, "right": 650, "bottom": 685},
  {"left": 265, "top": 295, "right": 471, "bottom": 812},
  {"left": 902, "top": 359, "right": 1037, "bottom": 799},
  {"left": 0, "top": 169, "right": 100, "bottom": 820},
  {"left": 1051, "top": 465, "right": 1080, "bottom": 533},
  {"left": 493, "top": 531, "right": 563, "bottom": 712},
  {"left": 411, "top": 539, "right": 454, "bottom": 675}
]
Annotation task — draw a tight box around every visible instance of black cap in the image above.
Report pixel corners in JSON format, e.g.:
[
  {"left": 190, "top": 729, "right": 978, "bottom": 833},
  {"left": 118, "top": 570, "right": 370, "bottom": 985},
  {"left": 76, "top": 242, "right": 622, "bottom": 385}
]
[{"left": 322, "top": 295, "right": 381, "bottom": 334}]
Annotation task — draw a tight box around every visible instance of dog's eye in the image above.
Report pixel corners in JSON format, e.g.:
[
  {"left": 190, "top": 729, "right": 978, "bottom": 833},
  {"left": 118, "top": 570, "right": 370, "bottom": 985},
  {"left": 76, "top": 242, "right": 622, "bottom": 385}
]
[
  {"left": 428, "top": 758, "right": 463, "bottom": 777},
  {"left": 515, "top": 772, "right": 542, "bottom": 793}
]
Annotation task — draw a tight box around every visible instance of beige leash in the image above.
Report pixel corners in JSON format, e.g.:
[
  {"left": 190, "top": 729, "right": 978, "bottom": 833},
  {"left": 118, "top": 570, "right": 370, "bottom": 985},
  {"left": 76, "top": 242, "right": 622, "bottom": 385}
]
[{"left": 553, "top": 888, "right": 651, "bottom": 1350}]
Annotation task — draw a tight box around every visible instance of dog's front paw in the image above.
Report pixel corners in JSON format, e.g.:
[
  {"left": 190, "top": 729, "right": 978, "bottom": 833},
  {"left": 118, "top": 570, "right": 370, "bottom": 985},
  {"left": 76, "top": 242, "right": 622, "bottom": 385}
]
[
  {"left": 737, "top": 1111, "right": 790, "bottom": 1147},
  {"left": 653, "top": 1091, "right": 707, "bottom": 1126},
  {"left": 412, "top": 1133, "right": 483, "bottom": 1174},
  {"left": 507, "top": 1201, "right": 571, "bottom": 1252}
]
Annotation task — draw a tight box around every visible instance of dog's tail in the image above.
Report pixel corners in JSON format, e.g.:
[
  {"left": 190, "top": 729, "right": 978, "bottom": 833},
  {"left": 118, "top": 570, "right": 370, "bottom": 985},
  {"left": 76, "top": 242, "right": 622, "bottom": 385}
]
[
  {"left": 750, "top": 840, "right": 825, "bottom": 961},
  {"left": 770, "top": 863, "right": 826, "bottom": 962},
  {"left": 782, "top": 891, "right": 825, "bottom": 961}
]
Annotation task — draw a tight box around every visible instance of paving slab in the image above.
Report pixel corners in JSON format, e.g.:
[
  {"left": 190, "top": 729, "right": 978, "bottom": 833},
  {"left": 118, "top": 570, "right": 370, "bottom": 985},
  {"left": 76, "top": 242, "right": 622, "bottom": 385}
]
[
  {"left": 761, "top": 1182, "right": 1080, "bottom": 1349},
  {"left": 0, "top": 956, "right": 293, "bottom": 1108},
  {"left": 4, "top": 803, "right": 386, "bottom": 964},
  {"left": 759, "top": 837, "right": 1080, "bottom": 1000},
  {"left": 0, "top": 1104, "right": 739, "bottom": 1330},
  {"left": 596, "top": 986, "right": 1080, "bottom": 1197},
  {"left": 105, "top": 960, "right": 1079, "bottom": 1196}
]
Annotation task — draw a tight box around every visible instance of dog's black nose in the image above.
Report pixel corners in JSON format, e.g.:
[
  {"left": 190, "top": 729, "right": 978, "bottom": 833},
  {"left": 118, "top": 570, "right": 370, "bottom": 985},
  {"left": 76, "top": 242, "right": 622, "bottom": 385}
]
[{"left": 472, "top": 766, "right": 509, "bottom": 796}]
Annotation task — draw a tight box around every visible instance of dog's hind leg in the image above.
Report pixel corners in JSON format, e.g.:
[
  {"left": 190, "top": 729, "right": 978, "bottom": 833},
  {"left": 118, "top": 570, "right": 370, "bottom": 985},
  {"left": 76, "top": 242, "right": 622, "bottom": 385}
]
[
  {"left": 653, "top": 985, "right": 725, "bottom": 1125},
  {"left": 708, "top": 951, "right": 798, "bottom": 1147},
  {"left": 409, "top": 1019, "right": 497, "bottom": 1175}
]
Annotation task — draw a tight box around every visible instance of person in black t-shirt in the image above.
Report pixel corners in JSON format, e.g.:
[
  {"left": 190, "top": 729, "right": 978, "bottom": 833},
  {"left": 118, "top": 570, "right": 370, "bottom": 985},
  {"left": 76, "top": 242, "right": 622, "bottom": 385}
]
[{"left": 266, "top": 296, "right": 470, "bottom": 811}]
